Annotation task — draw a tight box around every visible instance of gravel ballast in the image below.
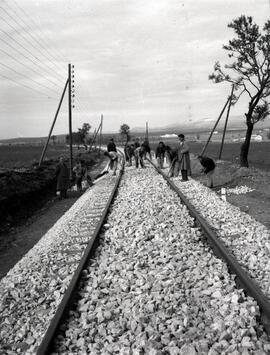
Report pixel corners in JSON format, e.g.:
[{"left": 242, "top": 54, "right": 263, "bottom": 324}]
[
  {"left": 53, "top": 167, "right": 270, "bottom": 354},
  {"left": 170, "top": 176, "right": 270, "bottom": 301},
  {"left": 0, "top": 175, "right": 117, "bottom": 354}
]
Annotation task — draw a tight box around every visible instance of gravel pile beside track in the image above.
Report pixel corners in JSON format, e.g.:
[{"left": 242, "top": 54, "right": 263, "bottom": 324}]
[
  {"left": 171, "top": 177, "right": 270, "bottom": 301},
  {"left": 0, "top": 175, "right": 117, "bottom": 354},
  {"left": 54, "top": 167, "right": 270, "bottom": 354}
]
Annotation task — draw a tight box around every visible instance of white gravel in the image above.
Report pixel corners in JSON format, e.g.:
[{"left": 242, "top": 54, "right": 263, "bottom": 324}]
[
  {"left": 53, "top": 167, "right": 270, "bottom": 355},
  {"left": 222, "top": 186, "right": 255, "bottom": 195},
  {"left": 170, "top": 175, "right": 270, "bottom": 301},
  {"left": 0, "top": 174, "right": 118, "bottom": 354}
]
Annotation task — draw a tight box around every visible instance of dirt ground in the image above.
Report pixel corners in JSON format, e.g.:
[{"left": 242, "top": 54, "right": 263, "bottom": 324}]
[{"left": 191, "top": 157, "right": 270, "bottom": 230}]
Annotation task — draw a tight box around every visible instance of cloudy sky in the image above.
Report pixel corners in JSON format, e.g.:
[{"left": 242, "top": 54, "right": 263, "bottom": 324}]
[{"left": 0, "top": 0, "right": 269, "bottom": 139}]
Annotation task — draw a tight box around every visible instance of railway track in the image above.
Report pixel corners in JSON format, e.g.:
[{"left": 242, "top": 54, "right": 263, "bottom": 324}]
[
  {"left": 148, "top": 160, "right": 270, "bottom": 331},
  {"left": 1, "top": 157, "right": 270, "bottom": 354},
  {"left": 42, "top": 162, "right": 269, "bottom": 353},
  {"left": 0, "top": 152, "right": 125, "bottom": 355},
  {"left": 35, "top": 155, "right": 125, "bottom": 355}
]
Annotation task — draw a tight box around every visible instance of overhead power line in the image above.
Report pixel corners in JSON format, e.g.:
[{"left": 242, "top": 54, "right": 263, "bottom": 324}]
[
  {"left": 5, "top": 0, "right": 68, "bottom": 71},
  {"left": 0, "top": 72, "right": 58, "bottom": 100},
  {"left": 0, "top": 28, "right": 64, "bottom": 89},
  {"left": 0, "top": 62, "right": 62, "bottom": 95},
  {"left": 0, "top": 47, "right": 62, "bottom": 94},
  {"left": 0, "top": 8, "right": 65, "bottom": 82},
  {"left": 11, "top": 0, "right": 68, "bottom": 65},
  {"left": 0, "top": 4, "right": 65, "bottom": 74}
]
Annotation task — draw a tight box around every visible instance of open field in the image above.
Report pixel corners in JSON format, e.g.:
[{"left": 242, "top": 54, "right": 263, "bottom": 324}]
[{"left": 0, "top": 144, "right": 73, "bottom": 169}]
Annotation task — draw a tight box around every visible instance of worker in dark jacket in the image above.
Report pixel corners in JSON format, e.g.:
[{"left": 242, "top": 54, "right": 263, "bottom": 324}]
[
  {"left": 198, "top": 155, "right": 216, "bottom": 188},
  {"left": 134, "top": 138, "right": 140, "bottom": 149},
  {"left": 73, "top": 160, "right": 86, "bottom": 192},
  {"left": 107, "top": 138, "right": 117, "bottom": 152},
  {"left": 55, "top": 156, "right": 70, "bottom": 199},
  {"left": 142, "top": 139, "right": 152, "bottom": 160},
  {"left": 155, "top": 141, "right": 166, "bottom": 169},
  {"left": 176, "top": 134, "right": 191, "bottom": 181}
]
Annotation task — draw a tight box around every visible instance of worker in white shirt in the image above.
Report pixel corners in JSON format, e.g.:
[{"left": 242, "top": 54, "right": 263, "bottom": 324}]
[{"left": 104, "top": 151, "right": 118, "bottom": 176}]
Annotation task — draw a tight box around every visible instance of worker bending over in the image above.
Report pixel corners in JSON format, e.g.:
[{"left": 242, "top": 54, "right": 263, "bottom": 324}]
[
  {"left": 198, "top": 155, "right": 216, "bottom": 188},
  {"left": 134, "top": 145, "right": 146, "bottom": 168},
  {"left": 155, "top": 141, "right": 166, "bottom": 169},
  {"left": 104, "top": 151, "right": 119, "bottom": 176}
]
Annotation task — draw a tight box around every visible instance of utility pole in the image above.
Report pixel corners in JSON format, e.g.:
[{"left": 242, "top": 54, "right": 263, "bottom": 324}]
[
  {"left": 39, "top": 78, "right": 69, "bottom": 166},
  {"left": 200, "top": 97, "right": 230, "bottom": 157},
  {"left": 89, "top": 128, "right": 96, "bottom": 151},
  {"left": 99, "top": 114, "right": 103, "bottom": 153},
  {"left": 218, "top": 85, "right": 234, "bottom": 160},
  {"left": 68, "top": 64, "right": 73, "bottom": 179},
  {"left": 89, "top": 123, "right": 101, "bottom": 151},
  {"left": 146, "top": 121, "right": 149, "bottom": 141}
]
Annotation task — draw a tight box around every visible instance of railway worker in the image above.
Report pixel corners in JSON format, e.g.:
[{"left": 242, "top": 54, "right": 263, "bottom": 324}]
[
  {"left": 155, "top": 141, "right": 166, "bottom": 169},
  {"left": 142, "top": 138, "right": 152, "bottom": 160},
  {"left": 165, "top": 145, "right": 178, "bottom": 177},
  {"left": 175, "top": 134, "right": 191, "bottom": 181},
  {"left": 72, "top": 160, "right": 87, "bottom": 192},
  {"left": 124, "top": 143, "right": 129, "bottom": 161},
  {"left": 198, "top": 155, "right": 216, "bottom": 188},
  {"left": 134, "top": 137, "right": 140, "bottom": 149},
  {"left": 165, "top": 145, "right": 176, "bottom": 166},
  {"left": 129, "top": 144, "right": 135, "bottom": 164},
  {"left": 104, "top": 150, "right": 118, "bottom": 176},
  {"left": 124, "top": 143, "right": 134, "bottom": 166},
  {"left": 107, "top": 138, "right": 117, "bottom": 153},
  {"left": 134, "top": 145, "right": 146, "bottom": 168},
  {"left": 55, "top": 156, "right": 70, "bottom": 199}
]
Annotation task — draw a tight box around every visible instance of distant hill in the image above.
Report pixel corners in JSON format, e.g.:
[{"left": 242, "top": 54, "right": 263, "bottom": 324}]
[{"left": 131, "top": 115, "right": 270, "bottom": 134}]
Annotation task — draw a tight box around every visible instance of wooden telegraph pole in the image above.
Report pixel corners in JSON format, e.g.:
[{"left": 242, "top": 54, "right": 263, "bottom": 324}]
[
  {"left": 89, "top": 121, "right": 102, "bottom": 151},
  {"left": 146, "top": 121, "right": 149, "bottom": 141},
  {"left": 39, "top": 78, "right": 69, "bottom": 166},
  {"left": 39, "top": 64, "right": 75, "bottom": 171},
  {"left": 99, "top": 114, "right": 103, "bottom": 153},
  {"left": 88, "top": 128, "right": 96, "bottom": 151},
  {"left": 68, "top": 64, "right": 73, "bottom": 179},
  {"left": 218, "top": 85, "right": 234, "bottom": 160},
  {"left": 200, "top": 96, "right": 230, "bottom": 157}
]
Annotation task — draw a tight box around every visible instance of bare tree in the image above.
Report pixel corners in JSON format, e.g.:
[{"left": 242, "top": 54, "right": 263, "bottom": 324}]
[{"left": 209, "top": 15, "right": 270, "bottom": 167}]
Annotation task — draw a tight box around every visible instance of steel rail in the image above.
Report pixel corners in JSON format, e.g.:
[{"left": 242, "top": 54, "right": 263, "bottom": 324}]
[
  {"left": 149, "top": 160, "right": 270, "bottom": 332},
  {"left": 36, "top": 152, "right": 125, "bottom": 355}
]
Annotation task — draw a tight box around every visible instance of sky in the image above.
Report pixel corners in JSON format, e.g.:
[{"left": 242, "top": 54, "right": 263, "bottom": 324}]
[{"left": 0, "top": 0, "right": 269, "bottom": 139}]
